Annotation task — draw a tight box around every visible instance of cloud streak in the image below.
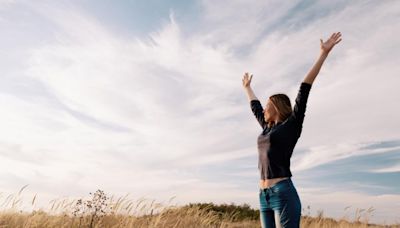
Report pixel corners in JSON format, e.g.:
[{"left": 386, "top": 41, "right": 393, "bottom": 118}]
[{"left": 0, "top": 0, "right": 399, "bottom": 224}]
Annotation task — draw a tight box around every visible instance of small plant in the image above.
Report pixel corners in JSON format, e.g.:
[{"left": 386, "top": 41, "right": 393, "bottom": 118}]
[
  {"left": 302, "top": 205, "right": 311, "bottom": 217},
  {"left": 316, "top": 208, "right": 324, "bottom": 220},
  {"left": 72, "top": 189, "right": 110, "bottom": 228}
]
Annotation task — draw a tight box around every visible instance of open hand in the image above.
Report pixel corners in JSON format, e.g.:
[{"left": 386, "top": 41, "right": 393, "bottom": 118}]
[
  {"left": 320, "top": 32, "right": 342, "bottom": 54},
  {"left": 242, "top": 72, "right": 253, "bottom": 88}
]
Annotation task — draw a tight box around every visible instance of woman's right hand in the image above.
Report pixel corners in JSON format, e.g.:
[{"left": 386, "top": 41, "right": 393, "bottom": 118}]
[{"left": 242, "top": 72, "right": 253, "bottom": 88}]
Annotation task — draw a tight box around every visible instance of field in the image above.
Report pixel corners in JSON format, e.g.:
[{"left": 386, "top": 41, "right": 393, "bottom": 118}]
[{"left": 0, "top": 186, "right": 398, "bottom": 228}]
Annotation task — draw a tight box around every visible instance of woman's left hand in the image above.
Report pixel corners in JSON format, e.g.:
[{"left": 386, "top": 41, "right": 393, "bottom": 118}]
[{"left": 320, "top": 32, "right": 342, "bottom": 54}]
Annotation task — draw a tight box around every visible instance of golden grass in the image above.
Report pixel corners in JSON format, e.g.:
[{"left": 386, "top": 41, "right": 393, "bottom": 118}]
[{"left": 0, "top": 186, "right": 398, "bottom": 228}]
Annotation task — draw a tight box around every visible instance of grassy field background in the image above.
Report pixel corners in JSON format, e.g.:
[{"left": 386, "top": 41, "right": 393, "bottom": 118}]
[{"left": 0, "top": 186, "right": 399, "bottom": 228}]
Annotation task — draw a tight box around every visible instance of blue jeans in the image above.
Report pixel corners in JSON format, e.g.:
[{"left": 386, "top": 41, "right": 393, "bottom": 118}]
[{"left": 259, "top": 178, "right": 301, "bottom": 228}]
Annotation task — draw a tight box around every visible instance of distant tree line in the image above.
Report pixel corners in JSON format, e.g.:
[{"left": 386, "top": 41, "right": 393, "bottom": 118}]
[{"left": 182, "top": 202, "right": 259, "bottom": 221}]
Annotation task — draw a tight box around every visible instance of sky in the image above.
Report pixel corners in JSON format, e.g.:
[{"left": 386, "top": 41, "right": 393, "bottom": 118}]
[{"left": 0, "top": 0, "right": 399, "bottom": 225}]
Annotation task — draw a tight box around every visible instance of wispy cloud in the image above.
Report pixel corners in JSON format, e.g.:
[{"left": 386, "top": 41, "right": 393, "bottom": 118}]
[
  {"left": 369, "top": 164, "right": 400, "bottom": 173},
  {"left": 0, "top": 0, "right": 399, "bottom": 224}
]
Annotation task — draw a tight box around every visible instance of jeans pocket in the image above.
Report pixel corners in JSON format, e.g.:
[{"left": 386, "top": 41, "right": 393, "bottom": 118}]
[{"left": 271, "top": 182, "right": 290, "bottom": 195}]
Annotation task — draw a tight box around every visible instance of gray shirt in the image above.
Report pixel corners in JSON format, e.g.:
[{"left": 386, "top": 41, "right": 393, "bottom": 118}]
[{"left": 250, "top": 82, "right": 312, "bottom": 179}]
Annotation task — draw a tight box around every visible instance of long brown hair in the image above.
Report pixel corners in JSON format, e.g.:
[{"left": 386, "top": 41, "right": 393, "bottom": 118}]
[{"left": 267, "top": 94, "right": 292, "bottom": 128}]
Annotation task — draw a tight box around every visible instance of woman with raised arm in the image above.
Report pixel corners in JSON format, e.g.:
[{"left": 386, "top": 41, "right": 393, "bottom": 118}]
[{"left": 242, "top": 32, "right": 342, "bottom": 228}]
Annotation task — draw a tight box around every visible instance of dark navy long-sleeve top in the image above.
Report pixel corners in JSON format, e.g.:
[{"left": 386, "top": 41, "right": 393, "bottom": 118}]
[{"left": 250, "top": 82, "right": 312, "bottom": 180}]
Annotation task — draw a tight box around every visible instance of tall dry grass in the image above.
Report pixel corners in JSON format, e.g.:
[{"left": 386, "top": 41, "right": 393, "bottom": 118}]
[{"left": 0, "top": 186, "right": 398, "bottom": 228}]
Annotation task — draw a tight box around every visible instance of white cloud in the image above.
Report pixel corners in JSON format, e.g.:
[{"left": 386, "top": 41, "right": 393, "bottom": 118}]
[
  {"left": 1, "top": 0, "right": 400, "bottom": 224},
  {"left": 369, "top": 164, "right": 400, "bottom": 173},
  {"left": 292, "top": 142, "right": 362, "bottom": 171},
  {"left": 0, "top": 0, "right": 15, "bottom": 9},
  {"left": 298, "top": 186, "right": 400, "bottom": 225}
]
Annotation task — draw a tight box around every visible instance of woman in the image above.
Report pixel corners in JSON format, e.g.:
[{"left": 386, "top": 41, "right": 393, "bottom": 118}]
[{"left": 242, "top": 32, "right": 342, "bottom": 228}]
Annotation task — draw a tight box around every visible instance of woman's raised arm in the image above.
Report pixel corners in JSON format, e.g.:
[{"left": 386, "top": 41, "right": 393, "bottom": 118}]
[
  {"left": 242, "top": 72, "right": 258, "bottom": 101},
  {"left": 243, "top": 72, "right": 268, "bottom": 129},
  {"left": 303, "top": 32, "right": 342, "bottom": 85}
]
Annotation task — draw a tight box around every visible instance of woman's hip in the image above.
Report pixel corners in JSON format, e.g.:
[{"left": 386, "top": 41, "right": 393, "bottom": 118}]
[{"left": 259, "top": 178, "right": 301, "bottom": 210}]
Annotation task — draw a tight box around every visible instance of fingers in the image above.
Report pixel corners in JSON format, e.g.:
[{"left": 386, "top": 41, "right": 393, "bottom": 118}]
[
  {"left": 243, "top": 72, "right": 252, "bottom": 79},
  {"left": 329, "top": 32, "right": 341, "bottom": 41},
  {"left": 333, "top": 32, "right": 342, "bottom": 44},
  {"left": 242, "top": 72, "right": 253, "bottom": 86},
  {"left": 332, "top": 32, "right": 341, "bottom": 41}
]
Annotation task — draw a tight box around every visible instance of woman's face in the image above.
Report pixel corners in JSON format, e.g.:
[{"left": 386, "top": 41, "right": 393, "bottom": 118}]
[{"left": 263, "top": 99, "right": 278, "bottom": 121}]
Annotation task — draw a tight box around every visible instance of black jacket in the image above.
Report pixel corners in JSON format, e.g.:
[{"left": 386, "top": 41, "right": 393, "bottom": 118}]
[{"left": 250, "top": 82, "right": 312, "bottom": 179}]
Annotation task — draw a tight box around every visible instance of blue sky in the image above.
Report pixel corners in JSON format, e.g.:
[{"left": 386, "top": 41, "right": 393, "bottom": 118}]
[{"left": 0, "top": 0, "right": 399, "bottom": 225}]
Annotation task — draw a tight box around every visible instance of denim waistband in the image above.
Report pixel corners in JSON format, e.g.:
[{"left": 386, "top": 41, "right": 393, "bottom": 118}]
[{"left": 259, "top": 177, "right": 291, "bottom": 191}]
